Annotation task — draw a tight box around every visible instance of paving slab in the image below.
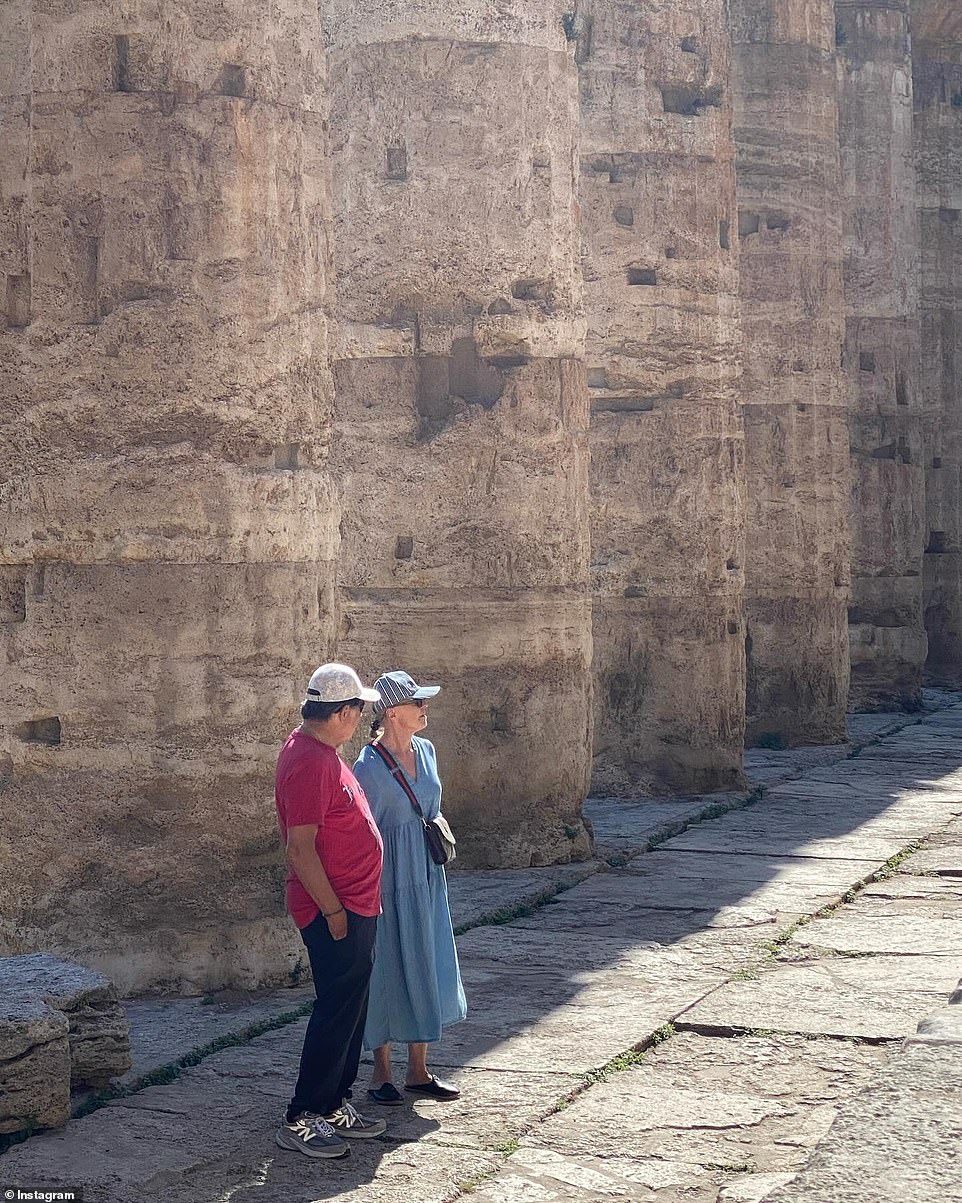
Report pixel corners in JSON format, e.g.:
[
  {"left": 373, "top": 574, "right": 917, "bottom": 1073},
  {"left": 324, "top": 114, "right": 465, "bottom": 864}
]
[
  {"left": 116, "top": 985, "right": 314, "bottom": 1087},
  {"left": 429, "top": 962, "right": 724, "bottom": 1074},
  {"left": 507, "top": 874, "right": 791, "bottom": 931},
  {"left": 788, "top": 896, "right": 962, "bottom": 956},
  {"left": 582, "top": 796, "right": 744, "bottom": 859},
  {"left": 659, "top": 806, "right": 942, "bottom": 862},
  {"left": 470, "top": 1033, "right": 889, "bottom": 1203},
  {"left": 718, "top": 1174, "right": 799, "bottom": 1203},
  {"left": 446, "top": 863, "right": 600, "bottom": 931},
  {"left": 768, "top": 784, "right": 962, "bottom": 814},
  {"left": 861, "top": 872, "right": 962, "bottom": 899},
  {"left": 744, "top": 744, "right": 854, "bottom": 787},
  {"left": 454, "top": 924, "right": 737, "bottom": 979},
  {"left": 467, "top": 1145, "right": 722, "bottom": 1203},
  {"left": 896, "top": 844, "right": 962, "bottom": 876},
  {"left": 522, "top": 1032, "right": 887, "bottom": 1171},
  {"left": 767, "top": 1042, "right": 962, "bottom": 1203},
  {"left": 118, "top": 1023, "right": 580, "bottom": 1155},
  {"left": 616, "top": 851, "right": 878, "bottom": 915},
  {"left": 677, "top": 957, "right": 962, "bottom": 1040}
]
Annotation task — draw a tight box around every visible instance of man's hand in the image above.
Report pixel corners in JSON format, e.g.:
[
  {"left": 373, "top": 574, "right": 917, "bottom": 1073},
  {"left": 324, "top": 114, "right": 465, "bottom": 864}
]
[
  {"left": 287, "top": 825, "right": 346, "bottom": 938},
  {"left": 326, "top": 908, "right": 348, "bottom": 941}
]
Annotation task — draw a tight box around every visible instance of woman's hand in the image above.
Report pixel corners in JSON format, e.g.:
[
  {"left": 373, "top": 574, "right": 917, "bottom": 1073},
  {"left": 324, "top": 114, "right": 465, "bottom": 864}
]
[{"left": 326, "top": 908, "right": 348, "bottom": 941}]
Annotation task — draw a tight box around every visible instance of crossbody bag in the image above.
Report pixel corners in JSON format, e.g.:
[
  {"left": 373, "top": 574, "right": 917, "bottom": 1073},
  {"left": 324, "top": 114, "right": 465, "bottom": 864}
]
[{"left": 370, "top": 741, "right": 457, "bottom": 866}]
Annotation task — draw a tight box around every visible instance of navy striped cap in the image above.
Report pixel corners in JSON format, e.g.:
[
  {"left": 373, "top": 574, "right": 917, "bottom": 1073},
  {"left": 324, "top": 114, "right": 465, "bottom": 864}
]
[{"left": 373, "top": 670, "right": 441, "bottom": 716}]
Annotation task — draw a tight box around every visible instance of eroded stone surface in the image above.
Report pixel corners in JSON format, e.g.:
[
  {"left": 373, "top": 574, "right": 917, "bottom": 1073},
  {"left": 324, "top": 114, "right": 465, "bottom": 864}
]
[
  {"left": 837, "top": 0, "right": 926, "bottom": 709},
  {"left": 578, "top": 0, "right": 746, "bottom": 797},
  {"left": 789, "top": 896, "right": 962, "bottom": 956},
  {"left": 733, "top": 0, "right": 851, "bottom": 747},
  {"left": 447, "top": 863, "right": 600, "bottom": 931},
  {"left": 619, "top": 851, "right": 879, "bottom": 916},
  {"left": 916, "top": 15, "right": 962, "bottom": 690},
  {"left": 0, "top": 998, "right": 70, "bottom": 1135},
  {"left": 430, "top": 960, "right": 724, "bottom": 1073},
  {"left": 0, "top": 0, "right": 339, "bottom": 993},
  {"left": 678, "top": 956, "right": 962, "bottom": 1040},
  {"left": 768, "top": 1041, "right": 962, "bottom": 1203},
  {"left": 486, "top": 1033, "right": 890, "bottom": 1203},
  {"left": 0, "top": 953, "right": 131, "bottom": 1085},
  {"left": 326, "top": 1, "right": 592, "bottom": 868}
]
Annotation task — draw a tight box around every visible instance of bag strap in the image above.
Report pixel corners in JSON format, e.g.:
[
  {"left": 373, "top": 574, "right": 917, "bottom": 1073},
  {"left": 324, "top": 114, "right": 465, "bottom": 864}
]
[{"left": 370, "top": 741, "right": 426, "bottom": 821}]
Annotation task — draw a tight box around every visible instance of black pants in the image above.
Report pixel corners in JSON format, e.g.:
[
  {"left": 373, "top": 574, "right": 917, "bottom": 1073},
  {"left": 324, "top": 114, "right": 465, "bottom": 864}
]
[{"left": 286, "top": 910, "right": 377, "bottom": 1122}]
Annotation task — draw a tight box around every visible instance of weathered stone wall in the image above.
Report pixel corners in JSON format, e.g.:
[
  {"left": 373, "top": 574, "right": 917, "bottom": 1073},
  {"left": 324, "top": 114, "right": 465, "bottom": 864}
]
[
  {"left": 913, "top": 5, "right": 962, "bottom": 683},
  {"left": 731, "top": 0, "right": 852, "bottom": 746},
  {"left": 837, "top": 1, "right": 926, "bottom": 709},
  {"left": 0, "top": 1, "right": 337, "bottom": 993},
  {"left": 577, "top": 1, "right": 746, "bottom": 794},
  {"left": 325, "top": 1, "right": 593, "bottom": 867}
]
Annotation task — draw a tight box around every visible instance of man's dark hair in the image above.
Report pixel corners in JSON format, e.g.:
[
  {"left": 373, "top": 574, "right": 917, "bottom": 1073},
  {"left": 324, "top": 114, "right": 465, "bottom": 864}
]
[{"left": 301, "top": 698, "right": 362, "bottom": 722}]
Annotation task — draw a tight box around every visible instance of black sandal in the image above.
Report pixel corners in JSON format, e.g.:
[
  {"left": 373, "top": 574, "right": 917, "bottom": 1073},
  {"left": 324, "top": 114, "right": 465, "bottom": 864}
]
[
  {"left": 367, "top": 1082, "right": 405, "bottom": 1106},
  {"left": 405, "top": 1075, "right": 461, "bottom": 1100}
]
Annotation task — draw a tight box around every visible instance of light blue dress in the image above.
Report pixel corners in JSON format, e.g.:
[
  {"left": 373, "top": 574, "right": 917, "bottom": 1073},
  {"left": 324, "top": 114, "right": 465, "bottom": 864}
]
[{"left": 353, "top": 737, "right": 467, "bottom": 1049}]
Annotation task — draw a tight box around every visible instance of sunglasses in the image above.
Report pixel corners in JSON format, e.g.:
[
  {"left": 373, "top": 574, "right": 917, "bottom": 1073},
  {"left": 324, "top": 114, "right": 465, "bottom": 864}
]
[
  {"left": 403, "top": 699, "right": 427, "bottom": 709},
  {"left": 343, "top": 699, "right": 365, "bottom": 714}
]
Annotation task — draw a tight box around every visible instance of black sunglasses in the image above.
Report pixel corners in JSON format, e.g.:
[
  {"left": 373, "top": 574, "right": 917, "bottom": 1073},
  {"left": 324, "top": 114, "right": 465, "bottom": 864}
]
[{"left": 342, "top": 699, "right": 365, "bottom": 714}]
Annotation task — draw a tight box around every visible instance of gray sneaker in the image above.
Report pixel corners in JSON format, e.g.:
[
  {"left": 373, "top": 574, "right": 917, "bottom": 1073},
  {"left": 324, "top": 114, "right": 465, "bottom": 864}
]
[
  {"left": 275, "top": 1113, "right": 350, "bottom": 1159},
  {"left": 323, "top": 1101, "right": 387, "bottom": 1139}
]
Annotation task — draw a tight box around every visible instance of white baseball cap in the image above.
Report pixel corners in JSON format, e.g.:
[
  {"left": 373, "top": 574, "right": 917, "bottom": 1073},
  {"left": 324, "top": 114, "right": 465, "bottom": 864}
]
[{"left": 303, "top": 663, "right": 381, "bottom": 705}]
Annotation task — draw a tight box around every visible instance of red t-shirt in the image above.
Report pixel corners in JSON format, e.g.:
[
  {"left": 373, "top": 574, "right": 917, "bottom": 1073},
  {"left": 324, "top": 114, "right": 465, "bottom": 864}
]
[{"left": 275, "top": 729, "right": 383, "bottom": 927}]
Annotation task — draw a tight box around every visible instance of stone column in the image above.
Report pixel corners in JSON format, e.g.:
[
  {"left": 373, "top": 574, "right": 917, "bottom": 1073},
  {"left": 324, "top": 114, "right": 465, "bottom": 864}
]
[
  {"left": 576, "top": 1, "right": 746, "bottom": 794},
  {"left": 913, "top": 5, "right": 962, "bottom": 683},
  {"left": 326, "top": 3, "right": 592, "bottom": 866},
  {"left": 0, "top": 2, "right": 338, "bottom": 992},
  {"left": 837, "top": 1, "right": 926, "bottom": 709},
  {"left": 731, "top": 0, "right": 852, "bottom": 746}
]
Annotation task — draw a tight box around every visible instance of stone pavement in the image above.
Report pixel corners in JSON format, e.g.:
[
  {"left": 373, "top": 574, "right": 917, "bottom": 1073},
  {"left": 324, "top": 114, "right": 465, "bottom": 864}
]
[{"left": 3, "top": 697, "right": 962, "bottom": 1201}]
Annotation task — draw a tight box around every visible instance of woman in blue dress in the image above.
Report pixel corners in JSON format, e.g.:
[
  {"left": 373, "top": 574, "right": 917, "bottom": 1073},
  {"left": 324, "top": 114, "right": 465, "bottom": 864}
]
[{"left": 353, "top": 669, "right": 467, "bottom": 1104}]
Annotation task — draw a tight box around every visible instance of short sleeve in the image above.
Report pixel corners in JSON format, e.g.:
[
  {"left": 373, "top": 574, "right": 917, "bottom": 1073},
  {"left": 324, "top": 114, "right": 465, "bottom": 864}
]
[
  {"left": 352, "top": 747, "right": 380, "bottom": 803},
  {"left": 283, "top": 755, "right": 334, "bottom": 829}
]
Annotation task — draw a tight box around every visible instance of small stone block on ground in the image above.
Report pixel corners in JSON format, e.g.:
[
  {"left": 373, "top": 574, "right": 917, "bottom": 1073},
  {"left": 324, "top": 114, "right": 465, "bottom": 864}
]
[
  {"left": 0, "top": 998, "right": 71, "bottom": 1134},
  {"left": 0, "top": 954, "right": 131, "bottom": 1086}
]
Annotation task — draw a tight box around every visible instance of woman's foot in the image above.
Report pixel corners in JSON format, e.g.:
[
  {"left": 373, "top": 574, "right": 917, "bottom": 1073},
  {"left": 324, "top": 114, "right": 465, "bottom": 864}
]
[
  {"left": 366, "top": 1082, "right": 405, "bottom": 1106},
  {"left": 404, "top": 1074, "right": 461, "bottom": 1100}
]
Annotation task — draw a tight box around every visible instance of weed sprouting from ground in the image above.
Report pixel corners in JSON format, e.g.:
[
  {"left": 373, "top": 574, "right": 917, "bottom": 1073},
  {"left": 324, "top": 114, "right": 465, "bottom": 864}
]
[{"left": 70, "top": 1002, "right": 314, "bottom": 1122}]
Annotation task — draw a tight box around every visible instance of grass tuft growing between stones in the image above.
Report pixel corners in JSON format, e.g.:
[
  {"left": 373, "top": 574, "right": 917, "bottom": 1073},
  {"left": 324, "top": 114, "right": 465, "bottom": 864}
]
[
  {"left": 642, "top": 787, "right": 765, "bottom": 857},
  {"left": 544, "top": 1024, "right": 677, "bottom": 1117},
  {"left": 70, "top": 1002, "right": 315, "bottom": 1122},
  {"left": 452, "top": 875, "right": 586, "bottom": 937}
]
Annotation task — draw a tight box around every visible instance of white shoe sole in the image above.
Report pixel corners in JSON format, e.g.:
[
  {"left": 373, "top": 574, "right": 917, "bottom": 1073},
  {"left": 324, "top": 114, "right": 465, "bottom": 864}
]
[
  {"left": 328, "top": 1122, "right": 387, "bottom": 1140},
  {"left": 274, "top": 1128, "right": 350, "bottom": 1158}
]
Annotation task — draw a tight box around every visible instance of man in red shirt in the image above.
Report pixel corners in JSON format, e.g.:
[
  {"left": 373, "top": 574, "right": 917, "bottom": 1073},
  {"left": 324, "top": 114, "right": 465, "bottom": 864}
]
[{"left": 274, "top": 663, "right": 386, "bottom": 1159}]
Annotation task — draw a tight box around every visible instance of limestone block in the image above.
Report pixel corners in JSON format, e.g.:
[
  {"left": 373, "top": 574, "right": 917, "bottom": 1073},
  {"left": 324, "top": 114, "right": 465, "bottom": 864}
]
[
  {"left": 732, "top": 0, "right": 852, "bottom": 745},
  {"left": 0, "top": 999, "right": 70, "bottom": 1134},
  {"left": 578, "top": 0, "right": 746, "bottom": 793},
  {"left": 0, "top": 955, "right": 130, "bottom": 1087}
]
